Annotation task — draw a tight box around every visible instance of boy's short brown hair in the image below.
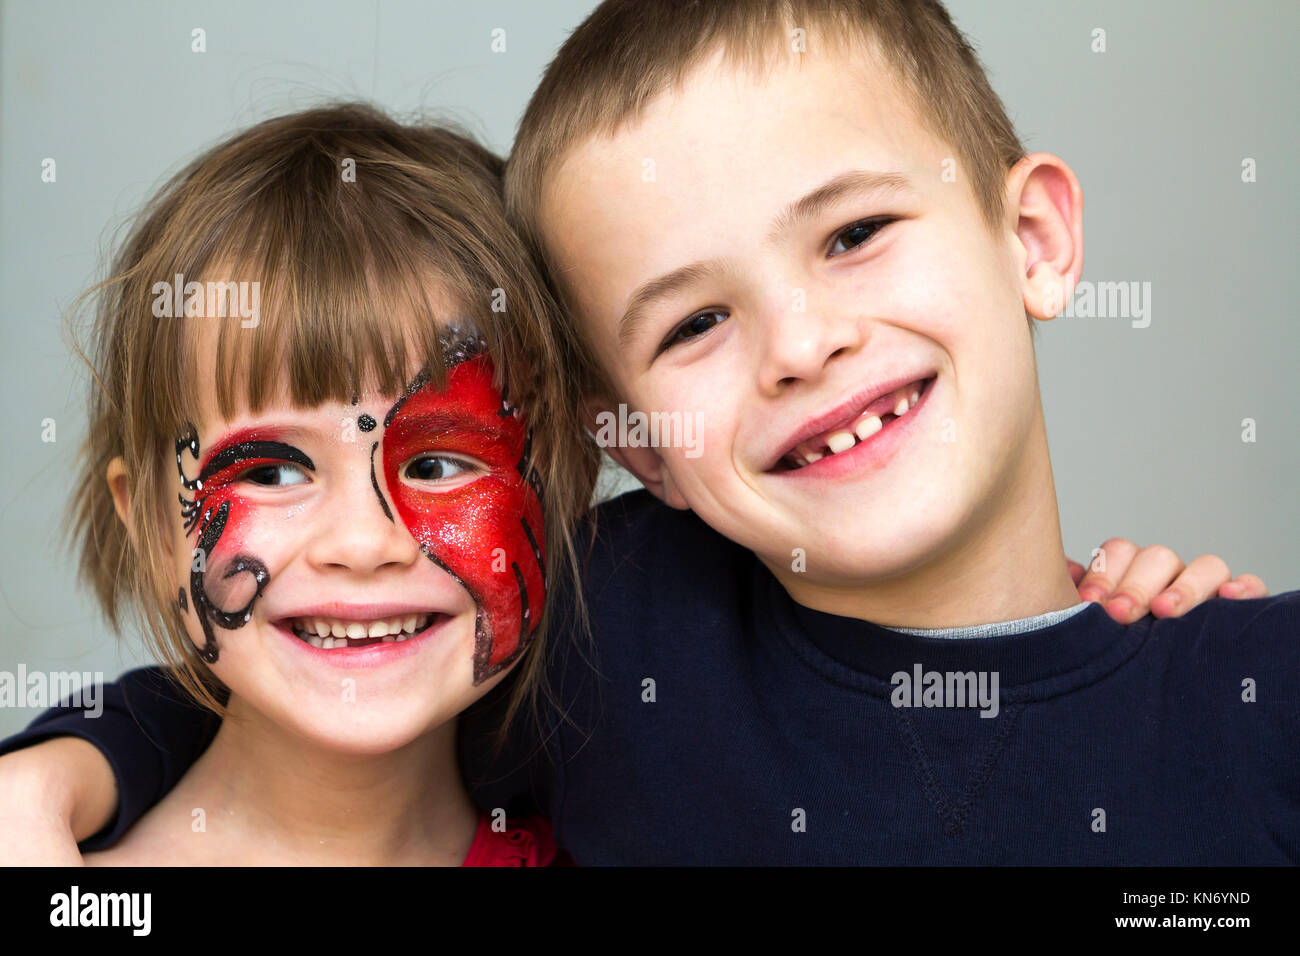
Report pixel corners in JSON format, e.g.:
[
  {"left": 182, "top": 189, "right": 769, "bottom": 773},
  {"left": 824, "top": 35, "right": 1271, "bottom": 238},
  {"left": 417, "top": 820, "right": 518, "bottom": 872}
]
[
  {"left": 69, "top": 103, "right": 598, "bottom": 725},
  {"left": 507, "top": 0, "right": 1027, "bottom": 339}
]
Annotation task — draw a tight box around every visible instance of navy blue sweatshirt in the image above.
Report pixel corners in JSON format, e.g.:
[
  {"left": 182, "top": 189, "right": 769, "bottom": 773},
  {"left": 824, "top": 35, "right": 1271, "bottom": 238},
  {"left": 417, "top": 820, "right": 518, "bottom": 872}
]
[{"left": 4, "top": 490, "right": 1298, "bottom": 864}]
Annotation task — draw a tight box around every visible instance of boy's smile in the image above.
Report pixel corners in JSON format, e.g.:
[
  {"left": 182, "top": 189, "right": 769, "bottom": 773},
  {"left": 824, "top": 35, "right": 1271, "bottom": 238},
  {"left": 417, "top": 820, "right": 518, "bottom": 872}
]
[{"left": 541, "top": 42, "right": 1080, "bottom": 624}]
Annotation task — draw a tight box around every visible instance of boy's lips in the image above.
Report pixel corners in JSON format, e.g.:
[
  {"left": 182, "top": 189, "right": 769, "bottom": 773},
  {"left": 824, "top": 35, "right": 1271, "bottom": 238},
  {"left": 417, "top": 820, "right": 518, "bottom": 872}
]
[{"left": 764, "top": 372, "right": 937, "bottom": 471}]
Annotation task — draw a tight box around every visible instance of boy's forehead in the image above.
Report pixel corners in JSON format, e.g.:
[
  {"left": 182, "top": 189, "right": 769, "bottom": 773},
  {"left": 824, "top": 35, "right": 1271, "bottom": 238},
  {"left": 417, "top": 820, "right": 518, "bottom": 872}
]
[{"left": 540, "top": 43, "right": 950, "bottom": 343}]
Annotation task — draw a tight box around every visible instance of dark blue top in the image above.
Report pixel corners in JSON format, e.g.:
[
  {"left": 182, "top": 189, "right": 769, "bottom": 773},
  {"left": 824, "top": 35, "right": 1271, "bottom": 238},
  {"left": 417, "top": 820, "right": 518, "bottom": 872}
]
[{"left": 4, "top": 490, "right": 1298, "bottom": 864}]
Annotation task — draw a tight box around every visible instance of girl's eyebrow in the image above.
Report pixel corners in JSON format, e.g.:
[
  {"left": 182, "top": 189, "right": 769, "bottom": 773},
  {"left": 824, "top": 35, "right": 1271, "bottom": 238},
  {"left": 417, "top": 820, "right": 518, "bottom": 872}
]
[
  {"left": 390, "top": 410, "right": 505, "bottom": 441},
  {"left": 197, "top": 426, "right": 317, "bottom": 480}
]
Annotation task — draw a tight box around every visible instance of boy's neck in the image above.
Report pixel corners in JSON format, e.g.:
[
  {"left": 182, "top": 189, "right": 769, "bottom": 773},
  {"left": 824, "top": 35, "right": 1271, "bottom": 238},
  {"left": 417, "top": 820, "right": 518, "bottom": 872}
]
[
  {"left": 171, "top": 696, "right": 477, "bottom": 866},
  {"left": 772, "top": 411, "right": 1081, "bottom": 630}
]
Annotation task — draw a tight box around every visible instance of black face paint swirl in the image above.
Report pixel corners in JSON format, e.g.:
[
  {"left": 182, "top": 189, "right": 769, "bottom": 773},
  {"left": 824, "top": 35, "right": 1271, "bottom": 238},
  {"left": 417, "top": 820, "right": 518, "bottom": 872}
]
[{"left": 175, "top": 426, "right": 314, "bottom": 663}]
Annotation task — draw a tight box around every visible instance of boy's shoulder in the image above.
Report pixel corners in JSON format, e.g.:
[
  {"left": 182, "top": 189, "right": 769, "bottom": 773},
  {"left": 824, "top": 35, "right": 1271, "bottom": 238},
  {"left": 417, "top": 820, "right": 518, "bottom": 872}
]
[
  {"left": 583, "top": 488, "right": 753, "bottom": 588},
  {"left": 1140, "top": 589, "right": 1300, "bottom": 652}
]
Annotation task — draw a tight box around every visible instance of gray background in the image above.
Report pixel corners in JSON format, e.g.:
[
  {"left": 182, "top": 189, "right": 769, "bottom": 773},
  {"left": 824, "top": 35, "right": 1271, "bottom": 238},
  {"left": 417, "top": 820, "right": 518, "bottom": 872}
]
[{"left": 1, "top": 0, "right": 1296, "bottom": 736}]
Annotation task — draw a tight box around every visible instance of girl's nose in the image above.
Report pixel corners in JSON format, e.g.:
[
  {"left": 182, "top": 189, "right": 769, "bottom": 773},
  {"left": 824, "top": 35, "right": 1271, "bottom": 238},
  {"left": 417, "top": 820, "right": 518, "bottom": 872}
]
[{"left": 303, "top": 454, "right": 420, "bottom": 575}]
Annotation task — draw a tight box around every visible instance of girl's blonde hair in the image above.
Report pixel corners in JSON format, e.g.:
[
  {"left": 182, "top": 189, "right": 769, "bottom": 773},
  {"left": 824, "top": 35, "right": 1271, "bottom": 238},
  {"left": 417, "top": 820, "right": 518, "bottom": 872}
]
[{"left": 67, "top": 102, "right": 599, "bottom": 732}]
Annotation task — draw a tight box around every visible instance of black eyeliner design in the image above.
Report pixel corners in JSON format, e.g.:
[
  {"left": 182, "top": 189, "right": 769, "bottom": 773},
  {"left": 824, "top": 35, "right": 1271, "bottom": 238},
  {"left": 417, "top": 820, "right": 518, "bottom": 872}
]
[
  {"left": 175, "top": 425, "right": 307, "bottom": 662},
  {"left": 198, "top": 441, "right": 314, "bottom": 484},
  {"left": 369, "top": 441, "right": 394, "bottom": 522},
  {"left": 358, "top": 413, "right": 376, "bottom": 432}
]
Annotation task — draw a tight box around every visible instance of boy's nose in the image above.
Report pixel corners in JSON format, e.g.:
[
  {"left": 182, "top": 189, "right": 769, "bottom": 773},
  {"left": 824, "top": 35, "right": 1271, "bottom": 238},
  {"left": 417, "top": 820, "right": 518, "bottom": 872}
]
[
  {"left": 754, "top": 292, "right": 867, "bottom": 396},
  {"left": 303, "top": 458, "right": 420, "bottom": 575}
]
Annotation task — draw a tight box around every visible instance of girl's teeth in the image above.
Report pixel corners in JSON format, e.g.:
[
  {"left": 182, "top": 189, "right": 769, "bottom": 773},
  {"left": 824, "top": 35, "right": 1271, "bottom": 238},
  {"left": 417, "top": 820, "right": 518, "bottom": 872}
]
[
  {"left": 893, "top": 394, "right": 910, "bottom": 416},
  {"left": 854, "top": 414, "right": 883, "bottom": 440},
  {"left": 826, "top": 431, "right": 856, "bottom": 454},
  {"left": 292, "top": 614, "right": 433, "bottom": 648},
  {"left": 805, "top": 451, "right": 822, "bottom": 463}
]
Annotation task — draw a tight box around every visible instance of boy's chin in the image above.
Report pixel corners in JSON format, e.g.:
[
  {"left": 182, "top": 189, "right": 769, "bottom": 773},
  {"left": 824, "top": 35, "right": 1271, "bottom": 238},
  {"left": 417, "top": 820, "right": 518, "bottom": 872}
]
[{"left": 762, "top": 507, "right": 968, "bottom": 584}]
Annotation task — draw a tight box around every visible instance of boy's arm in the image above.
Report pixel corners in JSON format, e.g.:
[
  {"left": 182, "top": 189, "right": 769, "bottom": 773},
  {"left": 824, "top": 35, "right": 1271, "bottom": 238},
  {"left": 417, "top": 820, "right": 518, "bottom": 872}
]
[
  {"left": 1070, "top": 538, "right": 1267, "bottom": 623},
  {"left": 0, "top": 665, "right": 216, "bottom": 863}
]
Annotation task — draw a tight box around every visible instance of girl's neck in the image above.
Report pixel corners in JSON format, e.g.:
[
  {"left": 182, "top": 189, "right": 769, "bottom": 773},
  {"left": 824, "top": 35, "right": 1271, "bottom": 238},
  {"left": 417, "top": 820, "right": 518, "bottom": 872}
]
[{"left": 174, "top": 693, "right": 479, "bottom": 866}]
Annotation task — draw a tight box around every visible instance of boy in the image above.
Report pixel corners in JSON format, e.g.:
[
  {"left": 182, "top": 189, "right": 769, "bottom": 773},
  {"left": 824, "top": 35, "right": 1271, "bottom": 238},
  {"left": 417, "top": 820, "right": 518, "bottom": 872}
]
[{"left": 1, "top": 0, "right": 1291, "bottom": 864}]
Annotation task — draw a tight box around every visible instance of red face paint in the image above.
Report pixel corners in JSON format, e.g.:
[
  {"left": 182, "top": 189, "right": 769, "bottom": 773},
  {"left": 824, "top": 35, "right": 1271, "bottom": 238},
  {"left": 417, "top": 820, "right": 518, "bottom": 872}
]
[
  {"left": 381, "top": 352, "right": 546, "bottom": 683},
  {"left": 176, "top": 429, "right": 313, "bottom": 661}
]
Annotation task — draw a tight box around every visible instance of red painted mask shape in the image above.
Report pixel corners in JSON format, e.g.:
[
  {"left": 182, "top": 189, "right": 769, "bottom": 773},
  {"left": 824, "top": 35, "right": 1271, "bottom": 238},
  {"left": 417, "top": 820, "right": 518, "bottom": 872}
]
[
  {"left": 380, "top": 346, "right": 546, "bottom": 682},
  {"left": 176, "top": 331, "right": 545, "bottom": 683}
]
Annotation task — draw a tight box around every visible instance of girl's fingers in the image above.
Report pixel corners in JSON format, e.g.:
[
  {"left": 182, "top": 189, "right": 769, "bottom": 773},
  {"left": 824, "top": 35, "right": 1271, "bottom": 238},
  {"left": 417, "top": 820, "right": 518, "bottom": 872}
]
[
  {"left": 1101, "top": 545, "right": 1185, "bottom": 623},
  {"left": 1148, "top": 554, "right": 1231, "bottom": 618},
  {"left": 1075, "top": 538, "right": 1139, "bottom": 604},
  {"left": 1220, "top": 573, "right": 1267, "bottom": 600}
]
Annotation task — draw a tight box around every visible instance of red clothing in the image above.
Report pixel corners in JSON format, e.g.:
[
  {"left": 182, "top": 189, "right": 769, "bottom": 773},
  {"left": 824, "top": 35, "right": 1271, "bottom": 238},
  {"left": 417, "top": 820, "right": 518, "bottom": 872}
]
[{"left": 461, "top": 813, "right": 568, "bottom": 867}]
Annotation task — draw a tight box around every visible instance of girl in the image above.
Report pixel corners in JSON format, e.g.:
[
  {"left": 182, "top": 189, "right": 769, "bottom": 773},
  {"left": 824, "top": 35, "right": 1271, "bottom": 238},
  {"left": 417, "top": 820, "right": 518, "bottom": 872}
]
[{"left": 66, "top": 103, "right": 597, "bottom": 864}]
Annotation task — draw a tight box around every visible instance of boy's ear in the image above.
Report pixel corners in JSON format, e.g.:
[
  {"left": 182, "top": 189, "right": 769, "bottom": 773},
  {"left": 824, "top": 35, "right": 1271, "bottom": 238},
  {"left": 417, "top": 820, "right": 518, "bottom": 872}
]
[
  {"left": 1007, "top": 152, "right": 1084, "bottom": 321},
  {"left": 581, "top": 396, "right": 690, "bottom": 511}
]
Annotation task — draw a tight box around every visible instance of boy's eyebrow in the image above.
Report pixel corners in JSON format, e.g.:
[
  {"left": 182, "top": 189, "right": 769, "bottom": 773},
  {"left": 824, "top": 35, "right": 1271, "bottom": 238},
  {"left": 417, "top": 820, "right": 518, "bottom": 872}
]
[
  {"left": 618, "top": 258, "right": 729, "bottom": 349},
  {"left": 767, "top": 170, "right": 915, "bottom": 244},
  {"left": 616, "top": 170, "right": 913, "bottom": 349}
]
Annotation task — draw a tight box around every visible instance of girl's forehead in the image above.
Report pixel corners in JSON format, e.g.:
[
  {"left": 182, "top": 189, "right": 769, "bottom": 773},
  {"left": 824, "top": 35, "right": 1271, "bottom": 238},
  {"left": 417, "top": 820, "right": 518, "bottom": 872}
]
[
  {"left": 182, "top": 316, "right": 493, "bottom": 438},
  {"left": 188, "top": 321, "right": 496, "bottom": 442}
]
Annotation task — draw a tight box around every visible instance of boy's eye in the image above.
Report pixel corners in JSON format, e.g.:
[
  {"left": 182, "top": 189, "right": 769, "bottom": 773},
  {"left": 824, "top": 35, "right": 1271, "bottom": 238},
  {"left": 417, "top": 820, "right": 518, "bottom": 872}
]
[
  {"left": 403, "top": 455, "right": 476, "bottom": 482},
  {"left": 238, "top": 463, "right": 310, "bottom": 487},
  {"left": 828, "top": 216, "right": 896, "bottom": 256},
  {"left": 659, "top": 309, "right": 729, "bottom": 354}
]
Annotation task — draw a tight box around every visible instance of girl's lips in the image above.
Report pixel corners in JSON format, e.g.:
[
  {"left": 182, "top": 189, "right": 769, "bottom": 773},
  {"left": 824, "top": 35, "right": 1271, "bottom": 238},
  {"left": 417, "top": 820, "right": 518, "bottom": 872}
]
[{"left": 270, "top": 615, "right": 449, "bottom": 668}]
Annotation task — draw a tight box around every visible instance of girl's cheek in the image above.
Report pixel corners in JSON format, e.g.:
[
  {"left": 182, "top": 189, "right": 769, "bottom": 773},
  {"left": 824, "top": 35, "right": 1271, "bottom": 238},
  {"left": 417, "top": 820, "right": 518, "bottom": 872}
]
[
  {"left": 381, "top": 355, "right": 547, "bottom": 685},
  {"left": 173, "top": 428, "right": 305, "bottom": 662}
]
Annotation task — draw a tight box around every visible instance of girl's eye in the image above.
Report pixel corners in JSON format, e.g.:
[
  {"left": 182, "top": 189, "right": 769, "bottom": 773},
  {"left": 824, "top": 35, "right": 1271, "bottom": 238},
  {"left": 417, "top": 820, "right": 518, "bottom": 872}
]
[
  {"left": 239, "top": 463, "right": 309, "bottom": 487},
  {"left": 404, "top": 455, "right": 475, "bottom": 482},
  {"left": 660, "top": 309, "right": 729, "bottom": 353},
  {"left": 828, "top": 216, "right": 896, "bottom": 256}
]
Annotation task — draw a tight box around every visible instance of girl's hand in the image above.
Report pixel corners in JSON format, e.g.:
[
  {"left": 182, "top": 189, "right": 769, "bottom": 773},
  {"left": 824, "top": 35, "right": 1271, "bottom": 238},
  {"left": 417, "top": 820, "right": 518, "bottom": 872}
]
[{"left": 1068, "top": 539, "right": 1267, "bottom": 624}]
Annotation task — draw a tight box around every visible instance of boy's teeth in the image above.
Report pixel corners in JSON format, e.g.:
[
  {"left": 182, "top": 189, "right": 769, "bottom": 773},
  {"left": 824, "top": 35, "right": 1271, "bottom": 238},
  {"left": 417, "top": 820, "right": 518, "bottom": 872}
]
[
  {"left": 786, "top": 380, "right": 928, "bottom": 469},
  {"left": 826, "top": 431, "right": 856, "bottom": 454},
  {"left": 854, "top": 415, "right": 883, "bottom": 440}
]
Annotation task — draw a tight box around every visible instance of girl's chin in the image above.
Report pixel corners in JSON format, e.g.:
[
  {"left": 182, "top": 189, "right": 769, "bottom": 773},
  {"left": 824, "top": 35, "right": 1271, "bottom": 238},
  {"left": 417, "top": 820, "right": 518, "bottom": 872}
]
[{"left": 257, "top": 699, "right": 460, "bottom": 755}]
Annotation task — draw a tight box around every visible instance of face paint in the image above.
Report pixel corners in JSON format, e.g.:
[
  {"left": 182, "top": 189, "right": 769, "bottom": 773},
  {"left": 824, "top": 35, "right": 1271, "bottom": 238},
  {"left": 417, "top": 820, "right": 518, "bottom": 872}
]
[
  {"left": 174, "top": 327, "right": 543, "bottom": 682},
  {"left": 176, "top": 429, "right": 314, "bottom": 662},
  {"left": 379, "top": 332, "right": 546, "bottom": 684}
]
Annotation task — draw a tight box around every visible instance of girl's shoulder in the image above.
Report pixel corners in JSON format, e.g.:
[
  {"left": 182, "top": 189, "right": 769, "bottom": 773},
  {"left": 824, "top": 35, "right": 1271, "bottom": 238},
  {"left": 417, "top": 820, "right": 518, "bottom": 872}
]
[{"left": 462, "top": 813, "right": 570, "bottom": 867}]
